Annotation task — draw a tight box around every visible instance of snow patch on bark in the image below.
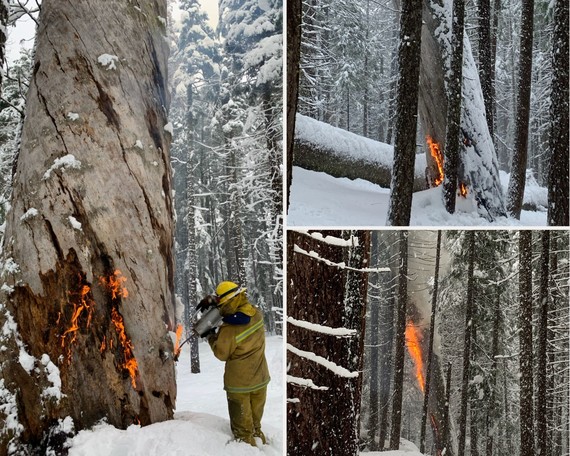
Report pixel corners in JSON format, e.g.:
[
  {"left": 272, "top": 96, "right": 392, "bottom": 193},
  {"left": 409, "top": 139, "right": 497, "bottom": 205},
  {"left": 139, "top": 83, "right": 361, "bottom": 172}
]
[
  {"left": 0, "top": 379, "right": 24, "bottom": 435},
  {"left": 68, "top": 216, "right": 82, "bottom": 231},
  {"left": 164, "top": 122, "right": 174, "bottom": 135},
  {"left": 134, "top": 140, "right": 144, "bottom": 150},
  {"left": 97, "top": 54, "right": 119, "bottom": 70},
  {"left": 41, "top": 354, "right": 63, "bottom": 402},
  {"left": 1, "top": 258, "right": 20, "bottom": 276},
  {"left": 18, "top": 347, "right": 35, "bottom": 374},
  {"left": 66, "top": 112, "right": 80, "bottom": 121},
  {"left": 43, "top": 154, "right": 82, "bottom": 180},
  {"left": 20, "top": 208, "right": 39, "bottom": 221}
]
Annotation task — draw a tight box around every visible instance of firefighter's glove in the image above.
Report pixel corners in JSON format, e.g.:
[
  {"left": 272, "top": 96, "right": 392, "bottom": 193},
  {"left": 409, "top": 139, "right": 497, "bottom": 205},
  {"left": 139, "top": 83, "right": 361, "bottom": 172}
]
[{"left": 197, "top": 295, "right": 218, "bottom": 313}]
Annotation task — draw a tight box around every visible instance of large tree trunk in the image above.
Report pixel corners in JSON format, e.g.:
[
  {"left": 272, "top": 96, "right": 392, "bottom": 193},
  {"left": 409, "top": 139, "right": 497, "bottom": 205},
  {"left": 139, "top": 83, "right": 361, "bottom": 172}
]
[
  {"left": 286, "top": 0, "right": 301, "bottom": 212},
  {"left": 547, "top": 0, "right": 569, "bottom": 226},
  {"left": 0, "top": 1, "right": 175, "bottom": 452},
  {"left": 0, "top": 0, "right": 7, "bottom": 96},
  {"left": 389, "top": 231, "right": 409, "bottom": 448},
  {"left": 519, "top": 230, "right": 534, "bottom": 456},
  {"left": 386, "top": 0, "right": 423, "bottom": 226},
  {"left": 287, "top": 230, "right": 370, "bottom": 456},
  {"left": 536, "top": 231, "right": 549, "bottom": 455},
  {"left": 418, "top": 0, "right": 506, "bottom": 220},
  {"left": 506, "top": 0, "right": 535, "bottom": 219}
]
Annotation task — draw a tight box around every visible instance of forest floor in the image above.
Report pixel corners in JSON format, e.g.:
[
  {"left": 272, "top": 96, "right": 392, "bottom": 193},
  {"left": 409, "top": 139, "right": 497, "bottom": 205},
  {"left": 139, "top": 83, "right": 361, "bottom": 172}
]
[
  {"left": 362, "top": 438, "right": 424, "bottom": 455},
  {"left": 66, "top": 336, "right": 284, "bottom": 455},
  {"left": 288, "top": 166, "right": 547, "bottom": 226}
]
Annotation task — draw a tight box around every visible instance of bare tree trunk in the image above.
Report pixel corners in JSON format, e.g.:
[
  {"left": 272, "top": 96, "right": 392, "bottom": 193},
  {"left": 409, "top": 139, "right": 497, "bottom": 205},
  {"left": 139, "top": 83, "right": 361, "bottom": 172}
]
[
  {"left": 478, "top": 0, "right": 494, "bottom": 139},
  {"left": 386, "top": 0, "right": 423, "bottom": 226},
  {"left": 536, "top": 230, "right": 549, "bottom": 455},
  {"left": 458, "top": 231, "right": 475, "bottom": 456},
  {"left": 0, "top": 1, "right": 175, "bottom": 452},
  {"left": 547, "top": 0, "right": 569, "bottom": 226},
  {"left": 442, "top": 0, "right": 465, "bottom": 213},
  {"left": 442, "top": 361, "right": 453, "bottom": 455},
  {"left": 389, "top": 231, "right": 409, "bottom": 449},
  {"left": 486, "top": 290, "right": 501, "bottom": 456},
  {"left": 519, "top": 230, "right": 534, "bottom": 456},
  {"left": 419, "top": 230, "right": 441, "bottom": 452},
  {"left": 0, "top": 0, "right": 8, "bottom": 96},
  {"left": 287, "top": 230, "right": 370, "bottom": 456},
  {"left": 286, "top": 0, "right": 301, "bottom": 211},
  {"left": 506, "top": 0, "right": 535, "bottom": 219},
  {"left": 367, "top": 232, "right": 380, "bottom": 450}
]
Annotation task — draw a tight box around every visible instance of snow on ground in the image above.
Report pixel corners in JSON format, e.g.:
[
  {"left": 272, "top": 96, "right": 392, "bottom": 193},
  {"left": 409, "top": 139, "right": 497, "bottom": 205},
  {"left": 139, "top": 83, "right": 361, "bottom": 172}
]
[
  {"left": 68, "top": 336, "right": 283, "bottom": 456},
  {"left": 288, "top": 166, "right": 547, "bottom": 226}
]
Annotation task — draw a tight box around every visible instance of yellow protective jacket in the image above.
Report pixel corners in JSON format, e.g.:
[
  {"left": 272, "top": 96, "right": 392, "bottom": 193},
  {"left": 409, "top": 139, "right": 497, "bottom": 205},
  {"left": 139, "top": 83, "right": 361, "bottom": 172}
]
[{"left": 208, "top": 296, "right": 270, "bottom": 394}]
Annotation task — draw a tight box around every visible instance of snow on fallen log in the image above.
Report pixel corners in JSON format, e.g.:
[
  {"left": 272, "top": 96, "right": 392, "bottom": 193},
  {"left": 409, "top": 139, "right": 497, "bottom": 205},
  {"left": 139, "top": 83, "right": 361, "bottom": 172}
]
[
  {"left": 293, "top": 244, "right": 391, "bottom": 273},
  {"left": 293, "top": 114, "right": 428, "bottom": 191},
  {"left": 292, "top": 229, "right": 358, "bottom": 247}
]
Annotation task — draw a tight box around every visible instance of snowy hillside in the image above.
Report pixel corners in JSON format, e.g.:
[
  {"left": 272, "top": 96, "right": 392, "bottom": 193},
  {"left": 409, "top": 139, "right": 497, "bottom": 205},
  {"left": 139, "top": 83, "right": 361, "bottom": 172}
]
[
  {"left": 67, "top": 336, "right": 283, "bottom": 456},
  {"left": 288, "top": 166, "right": 547, "bottom": 226}
]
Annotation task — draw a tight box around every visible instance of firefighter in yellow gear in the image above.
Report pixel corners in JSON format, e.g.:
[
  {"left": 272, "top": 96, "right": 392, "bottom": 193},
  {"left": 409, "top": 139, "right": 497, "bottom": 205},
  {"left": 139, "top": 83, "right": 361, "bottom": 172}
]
[{"left": 206, "top": 281, "right": 270, "bottom": 446}]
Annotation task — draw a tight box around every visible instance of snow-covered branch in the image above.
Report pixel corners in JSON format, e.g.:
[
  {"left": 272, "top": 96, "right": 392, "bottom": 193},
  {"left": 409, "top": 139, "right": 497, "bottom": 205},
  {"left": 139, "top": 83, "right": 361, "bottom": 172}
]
[
  {"left": 287, "top": 316, "right": 356, "bottom": 337},
  {"left": 293, "top": 229, "right": 358, "bottom": 247},
  {"left": 287, "top": 343, "right": 359, "bottom": 378},
  {"left": 287, "top": 375, "right": 329, "bottom": 391},
  {"left": 293, "top": 244, "right": 390, "bottom": 273}
]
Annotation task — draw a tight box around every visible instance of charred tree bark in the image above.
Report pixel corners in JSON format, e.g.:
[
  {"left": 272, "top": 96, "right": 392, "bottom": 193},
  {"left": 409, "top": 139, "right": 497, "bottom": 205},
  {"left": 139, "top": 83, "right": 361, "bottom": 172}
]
[
  {"left": 389, "top": 231, "right": 409, "bottom": 449},
  {"left": 442, "top": 0, "right": 465, "bottom": 213},
  {"left": 519, "top": 230, "right": 534, "bottom": 456},
  {"left": 547, "top": 0, "right": 569, "bottom": 226},
  {"left": 443, "top": 361, "right": 453, "bottom": 455},
  {"left": 286, "top": 0, "right": 301, "bottom": 211},
  {"left": 506, "top": 0, "right": 535, "bottom": 219},
  {"left": 458, "top": 231, "right": 475, "bottom": 456},
  {"left": 0, "top": 1, "right": 175, "bottom": 452},
  {"left": 287, "top": 230, "right": 369, "bottom": 456},
  {"left": 386, "top": 0, "right": 423, "bottom": 226}
]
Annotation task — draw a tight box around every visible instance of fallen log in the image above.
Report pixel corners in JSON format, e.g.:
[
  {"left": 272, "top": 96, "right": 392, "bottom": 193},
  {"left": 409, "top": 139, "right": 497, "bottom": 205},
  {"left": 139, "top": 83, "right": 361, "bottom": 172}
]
[{"left": 293, "top": 114, "right": 428, "bottom": 192}]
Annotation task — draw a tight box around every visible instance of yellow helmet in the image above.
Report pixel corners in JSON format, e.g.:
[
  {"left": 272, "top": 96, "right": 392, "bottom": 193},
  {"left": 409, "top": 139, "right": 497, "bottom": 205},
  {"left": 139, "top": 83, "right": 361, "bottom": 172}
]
[{"left": 215, "top": 281, "right": 241, "bottom": 305}]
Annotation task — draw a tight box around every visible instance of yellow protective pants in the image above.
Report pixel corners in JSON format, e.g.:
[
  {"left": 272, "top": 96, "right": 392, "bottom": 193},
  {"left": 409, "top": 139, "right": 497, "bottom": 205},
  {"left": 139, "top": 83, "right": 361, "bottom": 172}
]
[{"left": 226, "top": 387, "right": 267, "bottom": 446}]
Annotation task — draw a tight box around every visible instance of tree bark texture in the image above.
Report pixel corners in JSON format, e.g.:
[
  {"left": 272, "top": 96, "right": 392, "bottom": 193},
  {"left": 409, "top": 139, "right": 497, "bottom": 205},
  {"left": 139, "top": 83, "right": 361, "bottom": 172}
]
[
  {"left": 478, "top": 0, "right": 494, "bottom": 140},
  {"left": 442, "top": 0, "right": 465, "bottom": 213},
  {"left": 286, "top": 0, "right": 300, "bottom": 211},
  {"left": 294, "top": 115, "right": 427, "bottom": 192},
  {"left": 0, "top": 1, "right": 175, "bottom": 451},
  {"left": 387, "top": 0, "right": 423, "bottom": 226},
  {"left": 536, "top": 230, "right": 549, "bottom": 455},
  {"left": 418, "top": 0, "right": 506, "bottom": 220},
  {"left": 458, "top": 231, "right": 475, "bottom": 456},
  {"left": 519, "top": 230, "right": 534, "bottom": 456},
  {"left": 287, "top": 230, "right": 369, "bottom": 456},
  {"left": 506, "top": 0, "right": 535, "bottom": 219},
  {"left": 0, "top": 0, "right": 8, "bottom": 97},
  {"left": 547, "top": 0, "right": 569, "bottom": 226},
  {"left": 389, "top": 231, "right": 409, "bottom": 448}
]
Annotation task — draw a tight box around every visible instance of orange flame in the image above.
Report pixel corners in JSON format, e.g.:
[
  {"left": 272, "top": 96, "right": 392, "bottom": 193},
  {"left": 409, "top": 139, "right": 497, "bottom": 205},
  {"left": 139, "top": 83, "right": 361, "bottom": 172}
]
[
  {"left": 111, "top": 307, "right": 139, "bottom": 388},
  {"left": 459, "top": 182, "right": 468, "bottom": 197},
  {"left": 61, "top": 282, "right": 95, "bottom": 363},
  {"left": 99, "top": 270, "right": 129, "bottom": 299},
  {"left": 173, "top": 324, "right": 184, "bottom": 358},
  {"left": 426, "top": 135, "right": 444, "bottom": 187},
  {"left": 405, "top": 321, "right": 425, "bottom": 393}
]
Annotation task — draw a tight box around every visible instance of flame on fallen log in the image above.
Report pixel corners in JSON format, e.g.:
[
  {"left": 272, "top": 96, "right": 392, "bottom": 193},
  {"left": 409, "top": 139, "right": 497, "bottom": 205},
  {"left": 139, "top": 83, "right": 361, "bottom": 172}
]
[
  {"left": 405, "top": 321, "right": 425, "bottom": 393},
  {"left": 459, "top": 182, "right": 468, "bottom": 197},
  {"left": 426, "top": 135, "right": 444, "bottom": 187}
]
